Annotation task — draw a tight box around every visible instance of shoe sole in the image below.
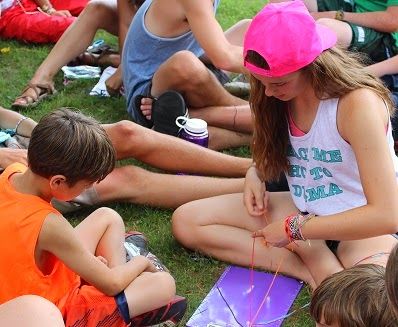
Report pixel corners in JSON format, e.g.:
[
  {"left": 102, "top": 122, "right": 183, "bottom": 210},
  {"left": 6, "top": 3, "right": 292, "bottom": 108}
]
[{"left": 152, "top": 91, "right": 187, "bottom": 137}]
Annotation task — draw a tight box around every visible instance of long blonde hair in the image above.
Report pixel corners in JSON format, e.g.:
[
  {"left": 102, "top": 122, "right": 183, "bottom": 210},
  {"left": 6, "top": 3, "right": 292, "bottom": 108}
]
[{"left": 247, "top": 47, "right": 394, "bottom": 181}]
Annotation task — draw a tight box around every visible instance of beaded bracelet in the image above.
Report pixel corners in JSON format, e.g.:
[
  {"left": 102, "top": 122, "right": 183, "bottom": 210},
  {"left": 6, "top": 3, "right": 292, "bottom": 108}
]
[
  {"left": 15, "top": 116, "right": 29, "bottom": 134},
  {"left": 284, "top": 212, "right": 315, "bottom": 242}
]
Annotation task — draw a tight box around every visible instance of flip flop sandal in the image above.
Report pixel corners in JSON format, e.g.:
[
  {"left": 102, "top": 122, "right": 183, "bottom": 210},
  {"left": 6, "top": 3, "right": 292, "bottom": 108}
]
[
  {"left": 12, "top": 82, "right": 56, "bottom": 110},
  {"left": 68, "top": 45, "right": 119, "bottom": 67},
  {"left": 134, "top": 94, "right": 155, "bottom": 128},
  {"left": 152, "top": 90, "right": 189, "bottom": 137}
]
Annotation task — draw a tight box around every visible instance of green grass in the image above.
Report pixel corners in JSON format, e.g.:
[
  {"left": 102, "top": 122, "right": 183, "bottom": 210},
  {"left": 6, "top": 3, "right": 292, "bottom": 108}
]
[{"left": 0, "top": 1, "right": 313, "bottom": 325}]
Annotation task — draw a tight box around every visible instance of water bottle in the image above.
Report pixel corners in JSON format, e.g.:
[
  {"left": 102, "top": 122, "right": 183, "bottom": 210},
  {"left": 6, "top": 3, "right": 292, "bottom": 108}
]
[{"left": 175, "top": 116, "right": 209, "bottom": 148}]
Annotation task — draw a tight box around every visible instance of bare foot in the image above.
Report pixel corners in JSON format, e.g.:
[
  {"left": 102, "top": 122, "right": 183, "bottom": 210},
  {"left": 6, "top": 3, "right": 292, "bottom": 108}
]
[
  {"left": 12, "top": 81, "right": 55, "bottom": 108},
  {"left": 139, "top": 97, "right": 154, "bottom": 121}
]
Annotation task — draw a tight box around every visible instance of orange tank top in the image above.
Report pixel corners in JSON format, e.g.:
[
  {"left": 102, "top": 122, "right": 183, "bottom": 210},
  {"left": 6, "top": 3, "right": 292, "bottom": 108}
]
[{"left": 0, "top": 163, "right": 80, "bottom": 308}]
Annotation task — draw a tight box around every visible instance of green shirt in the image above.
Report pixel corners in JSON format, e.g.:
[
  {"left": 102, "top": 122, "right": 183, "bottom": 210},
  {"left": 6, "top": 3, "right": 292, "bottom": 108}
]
[{"left": 355, "top": 0, "right": 398, "bottom": 46}]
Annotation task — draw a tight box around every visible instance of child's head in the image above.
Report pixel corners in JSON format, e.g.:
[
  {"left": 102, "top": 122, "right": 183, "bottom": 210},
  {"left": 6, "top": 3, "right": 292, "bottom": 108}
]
[
  {"left": 310, "top": 264, "right": 396, "bottom": 327},
  {"left": 28, "top": 108, "right": 115, "bottom": 187},
  {"left": 242, "top": 1, "right": 393, "bottom": 182},
  {"left": 386, "top": 243, "right": 398, "bottom": 315},
  {"left": 243, "top": 1, "right": 336, "bottom": 78}
]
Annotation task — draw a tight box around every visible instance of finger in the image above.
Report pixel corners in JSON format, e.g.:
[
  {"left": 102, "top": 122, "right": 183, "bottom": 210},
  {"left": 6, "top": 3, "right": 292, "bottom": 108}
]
[
  {"left": 252, "top": 230, "right": 263, "bottom": 238},
  {"left": 263, "top": 191, "right": 270, "bottom": 212},
  {"left": 253, "top": 189, "right": 264, "bottom": 212}
]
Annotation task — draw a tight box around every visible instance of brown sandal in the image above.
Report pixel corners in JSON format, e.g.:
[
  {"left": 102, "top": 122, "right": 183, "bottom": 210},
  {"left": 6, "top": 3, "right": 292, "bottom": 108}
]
[
  {"left": 68, "top": 46, "right": 120, "bottom": 68},
  {"left": 12, "top": 82, "right": 56, "bottom": 110}
]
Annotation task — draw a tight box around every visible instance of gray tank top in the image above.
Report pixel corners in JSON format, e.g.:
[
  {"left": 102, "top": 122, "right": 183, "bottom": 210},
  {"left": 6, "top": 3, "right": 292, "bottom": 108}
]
[{"left": 122, "top": 0, "right": 220, "bottom": 116}]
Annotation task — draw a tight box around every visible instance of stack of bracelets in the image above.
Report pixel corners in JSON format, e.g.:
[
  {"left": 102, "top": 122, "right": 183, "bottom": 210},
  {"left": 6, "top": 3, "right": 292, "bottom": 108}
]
[{"left": 284, "top": 212, "right": 315, "bottom": 242}]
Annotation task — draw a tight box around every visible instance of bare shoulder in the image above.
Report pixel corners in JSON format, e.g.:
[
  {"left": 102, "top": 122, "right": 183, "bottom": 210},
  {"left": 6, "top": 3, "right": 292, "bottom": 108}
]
[
  {"left": 38, "top": 213, "right": 77, "bottom": 252},
  {"left": 338, "top": 88, "right": 389, "bottom": 141},
  {"left": 339, "top": 88, "right": 388, "bottom": 120}
]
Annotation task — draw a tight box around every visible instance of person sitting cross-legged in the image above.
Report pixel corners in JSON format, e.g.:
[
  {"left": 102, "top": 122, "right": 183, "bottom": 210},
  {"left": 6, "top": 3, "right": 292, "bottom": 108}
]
[{"left": 0, "top": 108, "right": 187, "bottom": 326}]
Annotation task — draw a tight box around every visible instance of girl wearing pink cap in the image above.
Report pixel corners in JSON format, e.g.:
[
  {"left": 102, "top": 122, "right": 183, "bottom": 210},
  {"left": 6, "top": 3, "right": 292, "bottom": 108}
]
[{"left": 172, "top": 1, "right": 398, "bottom": 290}]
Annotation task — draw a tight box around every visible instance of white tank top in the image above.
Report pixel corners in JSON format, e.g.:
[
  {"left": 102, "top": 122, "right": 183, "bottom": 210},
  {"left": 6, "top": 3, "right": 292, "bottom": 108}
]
[{"left": 285, "top": 98, "right": 398, "bottom": 215}]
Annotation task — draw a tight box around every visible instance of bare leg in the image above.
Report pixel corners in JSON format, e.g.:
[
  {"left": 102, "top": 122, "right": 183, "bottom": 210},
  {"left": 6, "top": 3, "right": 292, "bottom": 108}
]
[
  {"left": 190, "top": 104, "right": 253, "bottom": 133},
  {"left": 151, "top": 51, "right": 246, "bottom": 108},
  {"left": 125, "top": 271, "right": 176, "bottom": 317},
  {"left": 337, "top": 235, "right": 398, "bottom": 268},
  {"left": 94, "top": 165, "right": 244, "bottom": 208},
  {"left": 14, "top": 0, "right": 119, "bottom": 106},
  {"left": 75, "top": 208, "right": 177, "bottom": 318},
  {"left": 315, "top": 19, "right": 353, "bottom": 48},
  {"left": 207, "top": 126, "right": 252, "bottom": 150},
  {"left": 102, "top": 120, "right": 251, "bottom": 177},
  {"left": 172, "top": 192, "right": 316, "bottom": 287},
  {"left": 224, "top": 19, "right": 251, "bottom": 46},
  {"left": 74, "top": 207, "right": 126, "bottom": 267},
  {"left": 0, "top": 295, "right": 64, "bottom": 327},
  {"left": 292, "top": 240, "right": 344, "bottom": 287}
]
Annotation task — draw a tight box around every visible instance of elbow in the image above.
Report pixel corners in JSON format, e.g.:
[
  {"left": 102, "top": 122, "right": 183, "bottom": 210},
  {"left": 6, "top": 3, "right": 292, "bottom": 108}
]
[
  {"left": 100, "top": 278, "right": 125, "bottom": 297},
  {"left": 384, "top": 206, "right": 398, "bottom": 234},
  {"left": 211, "top": 50, "right": 241, "bottom": 73}
]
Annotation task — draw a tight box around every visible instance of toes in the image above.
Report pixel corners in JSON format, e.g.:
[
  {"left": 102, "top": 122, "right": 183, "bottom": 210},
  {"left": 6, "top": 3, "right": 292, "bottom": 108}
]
[{"left": 141, "top": 97, "right": 154, "bottom": 105}]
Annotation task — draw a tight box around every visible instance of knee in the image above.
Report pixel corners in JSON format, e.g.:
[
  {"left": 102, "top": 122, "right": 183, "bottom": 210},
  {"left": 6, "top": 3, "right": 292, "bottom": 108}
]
[
  {"left": 95, "top": 207, "right": 124, "bottom": 228},
  {"left": 167, "top": 51, "right": 208, "bottom": 86},
  {"left": 17, "top": 295, "right": 64, "bottom": 323},
  {"left": 107, "top": 120, "right": 144, "bottom": 156},
  {"left": 156, "top": 272, "right": 176, "bottom": 302},
  {"left": 172, "top": 203, "right": 199, "bottom": 249},
  {"left": 82, "top": 0, "right": 116, "bottom": 21}
]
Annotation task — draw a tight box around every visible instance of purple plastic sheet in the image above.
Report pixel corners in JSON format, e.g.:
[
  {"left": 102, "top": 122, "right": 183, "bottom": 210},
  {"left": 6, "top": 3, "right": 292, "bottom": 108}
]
[{"left": 186, "top": 266, "right": 303, "bottom": 327}]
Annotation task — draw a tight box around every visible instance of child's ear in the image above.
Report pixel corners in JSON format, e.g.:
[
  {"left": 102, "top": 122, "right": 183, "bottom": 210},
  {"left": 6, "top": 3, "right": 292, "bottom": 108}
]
[{"left": 49, "top": 175, "right": 67, "bottom": 189}]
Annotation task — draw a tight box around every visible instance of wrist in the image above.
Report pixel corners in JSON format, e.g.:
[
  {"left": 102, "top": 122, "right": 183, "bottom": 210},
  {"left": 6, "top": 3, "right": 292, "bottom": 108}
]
[
  {"left": 40, "top": 3, "right": 55, "bottom": 14},
  {"left": 335, "top": 9, "right": 344, "bottom": 21}
]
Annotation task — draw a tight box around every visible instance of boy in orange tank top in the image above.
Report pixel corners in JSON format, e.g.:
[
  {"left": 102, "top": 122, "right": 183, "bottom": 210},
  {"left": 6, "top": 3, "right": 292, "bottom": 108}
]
[{"left": 0, "top": 108, "right": 186, "bottom": 327}]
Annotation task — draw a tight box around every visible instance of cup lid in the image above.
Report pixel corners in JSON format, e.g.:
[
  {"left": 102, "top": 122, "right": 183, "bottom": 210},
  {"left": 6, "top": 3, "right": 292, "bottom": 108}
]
[{"left": 184, "top": 118, "right": 208, "bottom": 134}]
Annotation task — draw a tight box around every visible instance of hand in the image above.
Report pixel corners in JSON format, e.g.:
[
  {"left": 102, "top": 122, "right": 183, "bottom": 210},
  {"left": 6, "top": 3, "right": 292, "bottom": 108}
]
[
  {"left": 243, "top": 166, "right": 269, "bottom": 216},
  {"left": 105, "top": 69, "right": 123, "bottom": 97},
  {"left": 96, "top": 255, "right": 108, "bottom": 266},
  {"left": 0, "top": 148, "right": 28, "bottom": 169},
  {"left": 253, "top": 220, "right": 289, "bottom": 248},
  {"left": 50, "top": 9, "right": 72, "bottom": 17}
]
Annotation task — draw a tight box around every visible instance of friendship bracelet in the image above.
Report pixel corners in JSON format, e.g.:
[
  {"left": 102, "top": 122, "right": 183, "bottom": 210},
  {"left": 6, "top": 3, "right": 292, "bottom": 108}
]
[
  {"left": 297, "top": 213, "right": 315, "bottom": 241},
  {"left": 284, "top": 212, "right": 315, "bottom": 242},
  {"left": 15, "top": 116, "right": 29, "bottom": 134}
]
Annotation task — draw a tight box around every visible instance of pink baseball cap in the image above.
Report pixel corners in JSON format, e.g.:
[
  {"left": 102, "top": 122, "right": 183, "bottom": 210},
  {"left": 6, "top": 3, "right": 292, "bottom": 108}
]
[{"left": 243, "top": 1, "right": 337, "bottom": 77}]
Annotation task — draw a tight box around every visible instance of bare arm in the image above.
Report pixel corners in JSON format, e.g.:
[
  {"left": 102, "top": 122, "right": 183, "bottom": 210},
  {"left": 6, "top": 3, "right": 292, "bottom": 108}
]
[
  {"left": 302, "top": 89, "right": 398, "bottom": 240},
  {"left": 312, "top": 6, "right": 398, "bottom": 33},
  {"left": 0, "top": 108, "right": 36, "bottom": 169},
  {"left": 38, "top": 214, "right": 153, "bottom": 296},
  {"left": 0, "top": 107, "right": 37, "bottom": 137},
  {"left": 117, "top": 0, "right": 138, "bottom": 53},
  {"left": 181, "top": 0, "right": 245, "bottom": 73},
  {"left": 367, "top": 55, "right": 398, "bottom": 77}
]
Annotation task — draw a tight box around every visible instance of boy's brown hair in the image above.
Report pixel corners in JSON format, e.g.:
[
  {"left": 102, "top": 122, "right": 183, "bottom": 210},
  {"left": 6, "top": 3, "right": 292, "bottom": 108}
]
[
  {"left": 28, "top": 108, "right": 115, "bottom": 186},
  {"left": 310, "top": 264, "right": 396, "bottom": 327},
  {"left": 386, "top": 244, "right": 398, "bottom": 316}
]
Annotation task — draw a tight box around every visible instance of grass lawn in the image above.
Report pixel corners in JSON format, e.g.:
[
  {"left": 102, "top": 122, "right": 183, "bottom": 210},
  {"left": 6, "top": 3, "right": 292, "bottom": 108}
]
[{"left": 0, "top": 0, "right": 313, "bottom": 325}]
